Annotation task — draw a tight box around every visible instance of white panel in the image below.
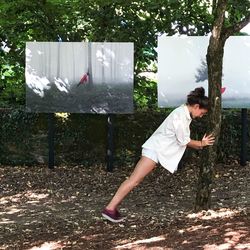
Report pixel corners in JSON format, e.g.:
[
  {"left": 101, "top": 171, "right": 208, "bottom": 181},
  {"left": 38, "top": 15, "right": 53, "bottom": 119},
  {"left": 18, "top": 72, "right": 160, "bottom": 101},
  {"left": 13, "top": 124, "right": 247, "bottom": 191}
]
[
  {"left": 158, "top": 36, "right": 250, "bottom": 108},
  {"left": 25, "top": 42, "right": 134, "bottom": 113}
]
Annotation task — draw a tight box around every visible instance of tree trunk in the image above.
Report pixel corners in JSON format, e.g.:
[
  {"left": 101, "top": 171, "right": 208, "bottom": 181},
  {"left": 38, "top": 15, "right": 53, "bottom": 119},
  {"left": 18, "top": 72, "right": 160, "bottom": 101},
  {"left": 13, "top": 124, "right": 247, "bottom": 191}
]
[
  {"left": 194, "top": 0, "right": 227, "bottom": 211},
  {"left": 88, "top": 42, "right": 93, "bottom": 88},
  {"left": 57, "top": 42, "right": 61, "bottom": 78},
  {"left": 195, "top": 37, "right": 226, "bottom": 211},
  {"left": 101, "top": 44, "right": 105, "bottom": 85}
]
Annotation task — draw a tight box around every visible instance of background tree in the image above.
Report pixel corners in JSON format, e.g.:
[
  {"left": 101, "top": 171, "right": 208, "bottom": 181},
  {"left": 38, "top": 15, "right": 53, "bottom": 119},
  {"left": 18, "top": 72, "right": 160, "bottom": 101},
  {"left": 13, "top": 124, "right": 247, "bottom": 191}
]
[
  {"left": 195, "top": 0, "right": 250, "bottom": 211},
  {"left": 195, "top": 59, "right": 208, "bottom": 83}
]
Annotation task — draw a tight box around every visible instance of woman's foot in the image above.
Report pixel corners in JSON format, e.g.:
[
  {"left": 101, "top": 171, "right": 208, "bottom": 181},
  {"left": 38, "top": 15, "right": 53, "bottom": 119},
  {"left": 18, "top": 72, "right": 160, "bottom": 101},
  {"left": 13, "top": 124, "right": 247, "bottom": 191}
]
[{"left": 102, "top": 208, "right": 125, "bottom": 223}]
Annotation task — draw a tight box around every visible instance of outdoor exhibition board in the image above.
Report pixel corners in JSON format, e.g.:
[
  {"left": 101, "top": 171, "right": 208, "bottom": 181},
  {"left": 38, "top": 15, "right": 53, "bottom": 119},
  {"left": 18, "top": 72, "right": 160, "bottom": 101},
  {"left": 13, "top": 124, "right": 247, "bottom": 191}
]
[{"left": 158, "top": 36, "right": 250, "bottom": 108}]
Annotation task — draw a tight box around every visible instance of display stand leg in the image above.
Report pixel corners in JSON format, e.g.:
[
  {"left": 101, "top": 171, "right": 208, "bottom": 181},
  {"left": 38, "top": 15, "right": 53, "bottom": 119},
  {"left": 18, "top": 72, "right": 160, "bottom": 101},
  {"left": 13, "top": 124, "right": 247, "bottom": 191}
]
[
  {"left": 107, "top": 114, "right": 114, "bottom": 172},
  {"left": 240, "top": 108, "right": 248, "bottom": 166},
  {"left": 48, "top": 113, "right": 55, "bottom": 169}
]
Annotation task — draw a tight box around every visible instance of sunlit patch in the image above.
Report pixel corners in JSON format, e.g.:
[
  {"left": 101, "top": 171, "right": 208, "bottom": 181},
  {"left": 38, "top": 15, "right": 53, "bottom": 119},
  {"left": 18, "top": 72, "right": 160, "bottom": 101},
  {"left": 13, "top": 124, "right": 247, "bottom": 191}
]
[
  {"left": 96, "top": 49, "right": 106, "bottom": 61},
  {"left": 54, "top": 77, "right": 69, "bottom": 93},
  {"left": 26, "top": 192, "right": 49, "bottom": 199},
  {"left": 185, "top": 224, "right": 211, "bottom": 232},
  {"left": 27, "top": 241, "right": 63, "bottom": 250},
  {"left": 234, "top": 243, "right": 250, "bottom": 249},
  {"left": 0, "top": 218, "right": 15, "bottom": 224},
  {"left": 187, "top": 208, "right": 242, "bottom": 220},
  {"left": 204, "top": 243, "right": 232, "bottom": 250},
  {"left": 55, "top": 113, "right": 69, "bottom": 121},
  {"left": 96, "top": 46, "right": 115, "bottom": 67},
  {"left": 204, "top": 230, "right": 250, "bottom": 250},
  {"left": 224, "top": 230, "right": 248, "bottom": 246},
  {"left": 26, "top": 200, "right": 40, "bottom": 204},
  {"left": 81, "top": 233, "right": 103, "bottom": 240},
  {"left": 37, "top": 50, "right": 43, "bottom": 55},
  {"left": 1, "top": 41, "right": 10, "bottom": 53},
  {"left": 0, "top": 191, "right": 49, "bottom": 205},
  {"left": 115, "top": 235, "right": 166, "bottom": 249},
  {"left": 138, "top": 71, "right": 157, "bottom": 81},
  {"left": 5, "top": 207, "right": 23, "bottom": 215},
  {"left": 0, "top": 205, "right": 24, "bottom": 223},
  {"left": 26, "top": 73, "right": 51, "bottom": 97},
  {"left": 0, "top": 199, "right": 8, "bottom": 205}
]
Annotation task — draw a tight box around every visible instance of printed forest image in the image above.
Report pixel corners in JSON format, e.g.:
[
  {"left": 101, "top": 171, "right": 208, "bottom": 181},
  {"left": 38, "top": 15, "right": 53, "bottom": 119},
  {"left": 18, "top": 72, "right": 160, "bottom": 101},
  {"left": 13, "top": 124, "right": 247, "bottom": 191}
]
[
  {"left": 26, "top": 42, "right": 134, "bottom": 113},
  {"left": 158, "top": 36, "right": 250, "bottom": 108}
]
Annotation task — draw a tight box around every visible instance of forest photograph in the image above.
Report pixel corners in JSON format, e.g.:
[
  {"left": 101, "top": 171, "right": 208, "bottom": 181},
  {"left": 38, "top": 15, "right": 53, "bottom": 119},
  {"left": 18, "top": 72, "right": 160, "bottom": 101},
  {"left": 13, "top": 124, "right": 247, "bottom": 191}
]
[
  {"left": 26, "top": 42, "right": 134, "bottom": 113},
  {"left": 158, "top": 36, "right": 250, "bottom": 108}
]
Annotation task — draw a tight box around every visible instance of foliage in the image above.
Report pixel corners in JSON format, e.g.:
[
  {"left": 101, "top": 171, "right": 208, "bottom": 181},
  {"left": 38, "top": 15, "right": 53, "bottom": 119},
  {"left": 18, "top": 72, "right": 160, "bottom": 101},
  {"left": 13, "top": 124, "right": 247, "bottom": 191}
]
[
  {"left": 0, "top": 108, "right": 247, "bottom": 166},
  {"left": 226, "top": 0, "right": 250, "bottom": 26},
  {"left": 0, "top": 109, "right": 40, "bottom": 164},
  {"left": 0, "top": 0, "right": 213, "bottom": 108}
]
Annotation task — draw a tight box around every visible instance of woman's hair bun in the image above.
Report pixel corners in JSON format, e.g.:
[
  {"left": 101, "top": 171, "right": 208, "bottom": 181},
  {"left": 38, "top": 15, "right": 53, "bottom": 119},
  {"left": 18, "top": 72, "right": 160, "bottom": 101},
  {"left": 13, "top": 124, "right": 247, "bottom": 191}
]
[
  {"left": 193, "top": 87, "right": 205, "bottom": 97},
  {"left": 186, "top": 86, "right": 209, "bottom": 109}
]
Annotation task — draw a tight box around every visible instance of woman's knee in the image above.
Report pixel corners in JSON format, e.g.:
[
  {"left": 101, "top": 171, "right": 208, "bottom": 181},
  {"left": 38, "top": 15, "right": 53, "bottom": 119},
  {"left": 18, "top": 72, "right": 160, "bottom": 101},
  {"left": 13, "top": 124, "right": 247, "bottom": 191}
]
[
  {"left": 127, "top": 177, "right": 143, "bottom": 189},
  {"left": 126, "top": 160, "right": 156, "bottom": 189}
]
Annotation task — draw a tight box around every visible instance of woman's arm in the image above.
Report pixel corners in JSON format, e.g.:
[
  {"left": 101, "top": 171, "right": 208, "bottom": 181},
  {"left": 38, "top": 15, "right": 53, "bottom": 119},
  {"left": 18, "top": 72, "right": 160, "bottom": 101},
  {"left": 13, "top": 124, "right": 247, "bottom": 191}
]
[{"left": 187, "top": 133, "right": 215, "bottom": 150}]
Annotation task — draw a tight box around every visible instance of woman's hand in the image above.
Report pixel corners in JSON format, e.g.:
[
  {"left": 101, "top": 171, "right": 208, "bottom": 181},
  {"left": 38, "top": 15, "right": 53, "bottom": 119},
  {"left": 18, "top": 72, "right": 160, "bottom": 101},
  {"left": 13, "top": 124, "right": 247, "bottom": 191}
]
[{"left": 201, "top": 133, "right": 215, "bottom": 147}]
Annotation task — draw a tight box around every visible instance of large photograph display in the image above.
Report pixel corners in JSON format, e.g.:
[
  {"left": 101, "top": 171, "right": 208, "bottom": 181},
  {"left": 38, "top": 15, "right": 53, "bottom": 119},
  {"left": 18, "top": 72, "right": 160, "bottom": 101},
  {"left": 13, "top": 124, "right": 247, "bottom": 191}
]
[
  {"left": 158, "top": 36, "right": 250, "bottom": 108},
  {"left": 26, "top": 42, "right": 134, "bottom": 113}
]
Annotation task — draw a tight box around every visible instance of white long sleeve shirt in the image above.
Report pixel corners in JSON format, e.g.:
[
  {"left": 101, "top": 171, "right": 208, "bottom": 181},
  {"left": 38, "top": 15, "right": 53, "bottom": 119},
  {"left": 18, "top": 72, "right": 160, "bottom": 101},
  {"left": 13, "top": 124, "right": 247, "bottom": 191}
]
[{"left": 142, "top": 104, "right": 192, "bottom": 173}]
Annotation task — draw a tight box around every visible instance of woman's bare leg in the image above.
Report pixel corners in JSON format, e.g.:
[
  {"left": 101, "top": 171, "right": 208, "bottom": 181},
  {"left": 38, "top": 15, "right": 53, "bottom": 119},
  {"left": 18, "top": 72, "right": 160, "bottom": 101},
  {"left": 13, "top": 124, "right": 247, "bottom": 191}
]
[{"left": 105, "top": 156, "right": 157, "bottom": 211}]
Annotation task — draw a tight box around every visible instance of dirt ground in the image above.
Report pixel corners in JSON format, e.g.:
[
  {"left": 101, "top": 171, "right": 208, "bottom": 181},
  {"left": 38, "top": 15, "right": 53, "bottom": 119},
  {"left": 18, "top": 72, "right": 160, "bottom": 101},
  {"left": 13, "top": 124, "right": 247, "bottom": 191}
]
[{"left": 0, "top": 161, "right": 249, "bottom": 250}]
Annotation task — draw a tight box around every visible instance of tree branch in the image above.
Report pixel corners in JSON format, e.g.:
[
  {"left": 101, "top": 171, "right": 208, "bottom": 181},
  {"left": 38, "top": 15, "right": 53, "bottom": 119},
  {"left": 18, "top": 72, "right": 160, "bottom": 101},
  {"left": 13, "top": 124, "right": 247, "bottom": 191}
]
[
  {"left": 212, "top": 0, "right": 217, "bottom": 16},
  {"left": 223, "top": 14, "right": 250, "bottom": 38}
]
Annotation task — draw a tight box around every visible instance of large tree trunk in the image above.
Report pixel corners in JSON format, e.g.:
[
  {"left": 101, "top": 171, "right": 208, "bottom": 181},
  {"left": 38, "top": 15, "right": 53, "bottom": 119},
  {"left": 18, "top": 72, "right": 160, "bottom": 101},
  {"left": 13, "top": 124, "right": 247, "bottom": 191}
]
[
  {"left": 88, "top": 42, "right": 93, "bottom": 87},
  {"left": 194, "top": 0, "right": 227, "bottom": 211},
  {"left": 195, "top": 37, "right": 226, "bottom": 211}
]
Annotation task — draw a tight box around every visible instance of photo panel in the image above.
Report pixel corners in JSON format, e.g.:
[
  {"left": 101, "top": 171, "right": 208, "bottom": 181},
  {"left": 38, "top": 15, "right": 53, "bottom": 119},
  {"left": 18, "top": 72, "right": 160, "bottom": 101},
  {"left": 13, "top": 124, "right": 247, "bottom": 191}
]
[
  {"left": 26, "top": 42, "right": 134, "bottom": 113},
  {"left": 158, "top": 36, "right": 250, "bottom": 108}
]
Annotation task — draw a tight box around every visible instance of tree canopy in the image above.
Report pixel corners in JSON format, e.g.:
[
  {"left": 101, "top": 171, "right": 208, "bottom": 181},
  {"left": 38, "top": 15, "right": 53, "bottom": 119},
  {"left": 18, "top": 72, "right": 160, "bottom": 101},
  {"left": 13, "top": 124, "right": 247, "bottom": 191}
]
[{"left": 0, "top": 0, "right": 214, "bottom": 108}]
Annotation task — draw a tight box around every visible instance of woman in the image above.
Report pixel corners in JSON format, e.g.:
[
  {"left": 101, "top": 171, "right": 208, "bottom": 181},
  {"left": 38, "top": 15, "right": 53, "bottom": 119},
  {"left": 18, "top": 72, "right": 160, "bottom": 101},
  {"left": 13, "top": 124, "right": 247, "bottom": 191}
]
[{"left": 102, "top": 87, "right": 215, "bottom": 222}]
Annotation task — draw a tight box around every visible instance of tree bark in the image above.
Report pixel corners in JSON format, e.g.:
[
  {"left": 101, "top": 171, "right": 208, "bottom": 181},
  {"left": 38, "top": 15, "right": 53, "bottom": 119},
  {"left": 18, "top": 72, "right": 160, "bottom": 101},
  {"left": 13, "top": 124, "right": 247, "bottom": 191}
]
[
  {"left": 195, "top": 0, "right": 227, "bottom": 211},
  {"left": 88, "top": 42, "right": 93, "bottom": 87},
  {"left": 195, "top": 37, "right": 226, "bottom": 211}
]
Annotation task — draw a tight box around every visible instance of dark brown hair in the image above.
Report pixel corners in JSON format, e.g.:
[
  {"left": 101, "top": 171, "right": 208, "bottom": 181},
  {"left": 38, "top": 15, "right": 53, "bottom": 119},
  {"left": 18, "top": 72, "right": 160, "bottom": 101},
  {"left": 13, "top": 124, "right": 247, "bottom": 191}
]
[{"left": 186, "top": 87, "right": 209, "bottom": 110}]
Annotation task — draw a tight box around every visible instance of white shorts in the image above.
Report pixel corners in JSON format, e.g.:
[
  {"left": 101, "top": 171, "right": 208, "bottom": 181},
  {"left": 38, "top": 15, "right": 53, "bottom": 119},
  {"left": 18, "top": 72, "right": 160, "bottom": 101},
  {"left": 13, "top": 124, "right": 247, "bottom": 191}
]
[{"left": 141, "top": 147, "right": 159, "bottom": 163}]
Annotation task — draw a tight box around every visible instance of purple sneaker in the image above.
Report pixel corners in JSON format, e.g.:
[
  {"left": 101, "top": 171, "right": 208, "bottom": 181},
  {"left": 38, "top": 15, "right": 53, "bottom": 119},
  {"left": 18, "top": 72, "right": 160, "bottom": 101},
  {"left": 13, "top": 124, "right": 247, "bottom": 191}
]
[{"left": 102, "top": 208, "right": 125, "bottom": 223}]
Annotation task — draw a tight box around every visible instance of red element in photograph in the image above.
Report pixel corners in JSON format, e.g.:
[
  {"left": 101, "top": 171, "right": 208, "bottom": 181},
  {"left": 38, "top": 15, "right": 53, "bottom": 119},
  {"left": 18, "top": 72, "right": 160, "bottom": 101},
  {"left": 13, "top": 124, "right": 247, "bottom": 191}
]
[
  {"left": 77, "top": 72, "right": 89, "bottom": 87},
  {"left": 221, "top": 87, "right": 226, "bottom": 94}
]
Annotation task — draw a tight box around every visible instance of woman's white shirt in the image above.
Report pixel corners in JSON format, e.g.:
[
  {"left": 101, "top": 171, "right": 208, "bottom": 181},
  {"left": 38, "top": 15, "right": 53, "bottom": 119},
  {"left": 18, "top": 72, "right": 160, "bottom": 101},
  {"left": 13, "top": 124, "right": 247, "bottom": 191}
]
[{"left": 142, "top": 104, "right": 192, "bottom": 173}]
